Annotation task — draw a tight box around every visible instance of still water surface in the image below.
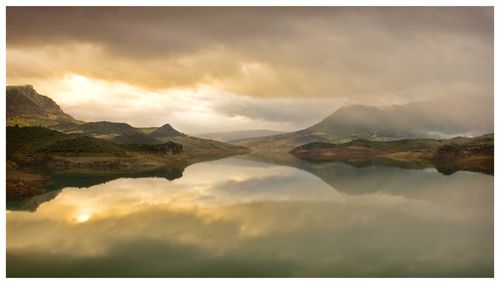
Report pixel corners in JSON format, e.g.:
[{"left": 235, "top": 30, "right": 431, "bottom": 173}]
[{"left": 7, "top": 156, "right": 493, "bottom": 277}]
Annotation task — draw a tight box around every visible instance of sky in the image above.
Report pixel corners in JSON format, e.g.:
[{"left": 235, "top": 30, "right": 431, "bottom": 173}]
[{"left": 6, "top": 7, "right": 493, "bottom": 134}]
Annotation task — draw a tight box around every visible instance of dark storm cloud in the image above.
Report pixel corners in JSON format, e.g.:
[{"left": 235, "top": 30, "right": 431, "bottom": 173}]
[
  {"left": 6, "top": 7, "right": 492, "bottom": 54},
  {"left": 7, "top": 7, "right": 493, "bottom": 100}
]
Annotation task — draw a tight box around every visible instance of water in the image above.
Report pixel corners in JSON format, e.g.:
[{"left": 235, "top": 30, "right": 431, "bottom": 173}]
[{"left": 6, "top": 156, "right": 493, "bottom": 277}]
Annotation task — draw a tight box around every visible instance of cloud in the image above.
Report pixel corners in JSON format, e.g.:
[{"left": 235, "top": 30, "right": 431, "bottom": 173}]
[
  {"left": 25, "top": 74, "right": 342, "bottom": 132},
  {"left": 7, "top": 7, "right": 493, "bottom": 102},
  {"left": 5, "top": 7, "right": 493, "bottom": 133},
  {"left": 211, "top": 94, "right": 343, "bottom": 127}
]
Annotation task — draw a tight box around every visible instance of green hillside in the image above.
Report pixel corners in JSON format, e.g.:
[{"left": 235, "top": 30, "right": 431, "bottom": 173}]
[{"left": 7, "top": 126, "right": 183, "bottom": 160}]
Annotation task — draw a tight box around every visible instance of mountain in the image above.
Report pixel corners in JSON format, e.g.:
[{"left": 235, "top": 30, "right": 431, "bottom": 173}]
[
  {"left": 308, "top": 97, "right": 492, "bottom": 139},
  {"left": 63, "top": 121, "right": 245, "bottom": 152},
  {"left": 7, "top": 85, "right": 78, "bottom": 126},
  {"left": 149, "top": 123, "right": 246, "bottom": 155},
  {"left": 6, "top": 85, "right": 249, "bottom": 151},
  {"left": 236, "top": 96, "right": 493, "bottom": 152},
  {"left": 150, "top": 123, "right": 186, "bottom": 139},
  {"left": 6, "top": 85, "right": 250, "bottom": 202},
  {"left": 198, "top": 129, "right": 284, "bottom": 142}
]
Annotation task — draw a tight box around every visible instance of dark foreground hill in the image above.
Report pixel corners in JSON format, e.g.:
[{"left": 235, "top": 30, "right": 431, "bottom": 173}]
[
  {"left": 6, "top": 126, "right": 246, "bottom": 200},
  {"left": 290, "top": 134, "right": 494, "bottom": 175},
  {"left": 7, "top": 126, "right": 184, "bottom": 168}
]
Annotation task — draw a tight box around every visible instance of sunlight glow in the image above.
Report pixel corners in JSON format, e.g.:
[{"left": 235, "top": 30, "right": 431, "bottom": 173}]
[{"left": 75, "top": 213, "right": 91, "bottom": 223}]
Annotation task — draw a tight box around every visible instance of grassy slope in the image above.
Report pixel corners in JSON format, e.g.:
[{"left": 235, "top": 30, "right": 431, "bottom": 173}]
[{"left": 7, "top": 126, "right": 189, "bottom": 171}]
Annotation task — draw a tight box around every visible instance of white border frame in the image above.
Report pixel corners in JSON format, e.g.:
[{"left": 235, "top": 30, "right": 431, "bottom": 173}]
[{"left": 1, "top": 1, "right": 497, "bottom": 283}]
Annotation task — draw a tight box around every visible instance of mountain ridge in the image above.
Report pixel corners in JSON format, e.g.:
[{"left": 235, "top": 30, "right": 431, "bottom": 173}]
[
  {"left": 235, "top": 97, "right": 493, "bottom": 152},
  {"left": 6, "top": 85, "right": 246, "bottom": 152},
  {"left": 7, "top": 85, "right": 77, "bottom": 126}
]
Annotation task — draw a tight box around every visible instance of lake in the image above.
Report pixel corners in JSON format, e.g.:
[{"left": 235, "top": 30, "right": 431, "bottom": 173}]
[{"left": 6, "top": 155, "right": 494, "bottom": 277}]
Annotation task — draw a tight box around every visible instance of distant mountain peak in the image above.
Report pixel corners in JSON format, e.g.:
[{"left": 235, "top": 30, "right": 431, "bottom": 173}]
[
  {"left": 235, "top": 97, "right": 493, "bottom": 151},
  {"left": 150, "top": 123, "right": 185, "bottom": 138}
]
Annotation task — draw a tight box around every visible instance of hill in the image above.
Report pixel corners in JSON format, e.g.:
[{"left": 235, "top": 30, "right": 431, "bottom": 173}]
[
  {"left": 6, "top": 126, "right": 187, "bottom": 200},
  {"left": 6, "top": 86, "right": 245, "bottom": 149},
  {"left": 290, "top": 134, "right": 494, "bottom": 175},
  {"left": 54, "top": 121, "right": 160, "bottom": 144},
  {"left": 59, "top": 122, "right": 246, "bottom": 153},
  {"left": 7, "top": 126, "right": 247, "bottom": 201},
  {"left": 7, "top": 85, "right": 79, "bottom": 127},
  {"left": 198, "top": 129, "right": 284, "bottom": 142},
  {"left": 149, "top": 123, "right": 247, "bottom": 155},
  {"left": 307, "top": 97, "right": 492, "bottom": 139},
  {"left": 149, "top": 123, "right": 186, "bottom": 139},
  {"left": 7, "top": 126, "right": 183, "bottom": 162},
  {"left": 236, "top": 97, "right": 493, "bottom": 152}
]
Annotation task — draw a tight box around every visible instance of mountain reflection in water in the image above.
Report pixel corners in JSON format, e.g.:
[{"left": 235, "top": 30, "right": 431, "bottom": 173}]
[{"left": 7, "top": 156, "right": 493, "bottom": 277}]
